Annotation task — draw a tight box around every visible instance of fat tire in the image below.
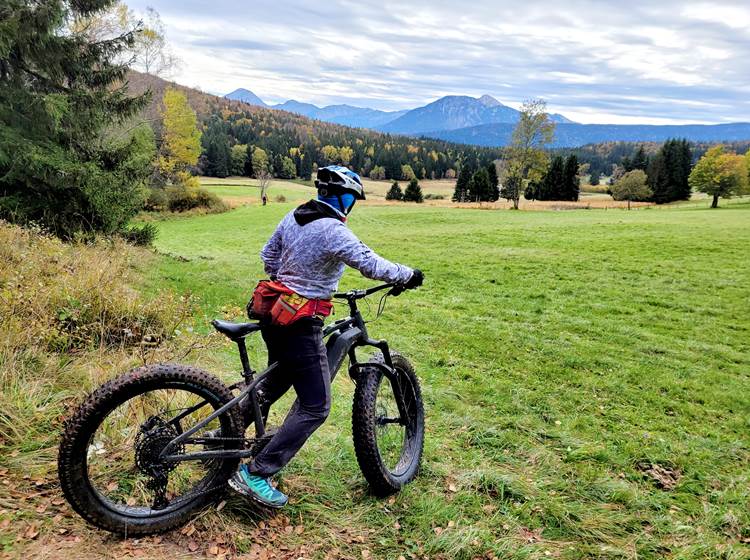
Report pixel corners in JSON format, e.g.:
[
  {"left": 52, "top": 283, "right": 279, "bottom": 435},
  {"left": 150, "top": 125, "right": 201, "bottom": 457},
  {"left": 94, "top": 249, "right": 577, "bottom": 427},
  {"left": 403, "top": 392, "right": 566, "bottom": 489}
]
[
  {"left": 58, "top": 363, "right": 243, "bottom": 536},
  {"left": 352, "top": 352, "right": 425, "bottom": 496}
]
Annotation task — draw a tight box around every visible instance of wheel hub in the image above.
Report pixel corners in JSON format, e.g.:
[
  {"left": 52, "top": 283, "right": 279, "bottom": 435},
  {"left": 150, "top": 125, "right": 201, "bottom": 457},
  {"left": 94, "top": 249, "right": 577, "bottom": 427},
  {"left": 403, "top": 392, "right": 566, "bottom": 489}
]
[{"left": 134, "top": 417, "right": 183, "bottom": 478}]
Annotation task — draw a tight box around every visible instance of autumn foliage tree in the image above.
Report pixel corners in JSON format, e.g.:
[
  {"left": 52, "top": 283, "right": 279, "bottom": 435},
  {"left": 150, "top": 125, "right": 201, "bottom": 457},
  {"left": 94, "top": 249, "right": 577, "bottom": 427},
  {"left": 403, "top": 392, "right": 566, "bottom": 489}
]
[
  {"left": 502, "top": 99, "right": 555, "bottom": 209},
  {"left": 611, "top": 170, "right": 653, "bottom": 209},
  {"left": 688, "top": 146, "right": 748, "bottom": 208},
  {"left": 159, "top": 88, "right": 201, "bottom": 180}
]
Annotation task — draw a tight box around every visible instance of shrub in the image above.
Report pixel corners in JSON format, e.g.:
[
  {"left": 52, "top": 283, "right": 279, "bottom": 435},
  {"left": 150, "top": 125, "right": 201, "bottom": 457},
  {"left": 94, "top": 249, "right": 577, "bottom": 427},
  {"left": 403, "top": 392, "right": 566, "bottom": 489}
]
[
  {"left": 275, "top": 194, "right": 287, "bottom": 203},
  {"left": 166, "top": 185, "right": 229, "bottom": 213},
  {"left": 144, "top": 187, "right": 170, "bottom": 211},
  {"left": 121, "top": 223, "right": 158, "bottom": 246},
  {"left": 423, "top": 193, "right": 445, "bottom": 200}
]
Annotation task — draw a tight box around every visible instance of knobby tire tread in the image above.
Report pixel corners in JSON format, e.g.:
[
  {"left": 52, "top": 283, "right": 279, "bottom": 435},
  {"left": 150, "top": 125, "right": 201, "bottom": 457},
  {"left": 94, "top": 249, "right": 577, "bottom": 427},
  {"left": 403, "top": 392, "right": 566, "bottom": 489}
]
[{"left": 58, "top": 363, "right": 242, "bottom": 536}]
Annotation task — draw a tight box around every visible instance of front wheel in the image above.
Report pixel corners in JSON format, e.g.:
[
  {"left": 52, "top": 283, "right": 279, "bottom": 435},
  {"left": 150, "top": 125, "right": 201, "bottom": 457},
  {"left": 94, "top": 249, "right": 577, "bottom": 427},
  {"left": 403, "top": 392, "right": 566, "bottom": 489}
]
[{"left": 352, "top": 352, "right": 424, "bottom": 495}]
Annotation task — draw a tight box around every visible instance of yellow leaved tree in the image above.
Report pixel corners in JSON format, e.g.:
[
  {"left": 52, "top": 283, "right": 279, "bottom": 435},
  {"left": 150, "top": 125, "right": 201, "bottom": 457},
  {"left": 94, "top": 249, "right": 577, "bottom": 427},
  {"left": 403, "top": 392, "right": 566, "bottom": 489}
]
[{"left": 158, "top": 88, "right": 201, "bottom": 189}]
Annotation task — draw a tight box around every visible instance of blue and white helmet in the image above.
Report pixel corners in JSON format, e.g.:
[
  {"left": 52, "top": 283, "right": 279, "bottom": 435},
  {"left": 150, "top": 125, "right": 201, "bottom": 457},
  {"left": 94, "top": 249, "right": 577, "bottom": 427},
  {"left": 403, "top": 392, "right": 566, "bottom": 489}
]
[{"left": 315, "top": 165, "right": 366, "bottom": 200}]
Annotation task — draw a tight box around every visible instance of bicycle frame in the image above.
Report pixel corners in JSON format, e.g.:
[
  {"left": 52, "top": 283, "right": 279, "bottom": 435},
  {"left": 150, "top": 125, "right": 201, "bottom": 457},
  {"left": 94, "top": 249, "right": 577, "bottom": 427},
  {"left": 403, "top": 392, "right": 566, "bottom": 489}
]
[{"left": 159, "top": 283, "right": 402, "bottom": 464}]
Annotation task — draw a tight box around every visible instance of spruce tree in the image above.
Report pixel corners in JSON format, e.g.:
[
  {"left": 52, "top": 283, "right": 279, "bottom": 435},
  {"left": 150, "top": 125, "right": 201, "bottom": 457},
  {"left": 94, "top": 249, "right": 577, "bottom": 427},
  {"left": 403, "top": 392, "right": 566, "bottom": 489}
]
[
  {"left": 403, "top": 178, "right": 423, "bottom": 203},
  {"left": 453, "top": 165, "right": 472, "bottom": 202},
  {"left": 486, "top": 162, "right": 500, "bottom": 201},
  {"left": 385, "top": 181, "right": 403, "bottom": 201},
  {"left": 468, "top": 168, "right": 491, "bottom": 202},
  {"left": 201, "top": 116, "right": 231, "bottom": 178},
  {"left": 0, "top": 0, "right": 151, "bottom": 238},
  {"left": 537, "top": 156, "right": 565, "bottom": 200},
  {"left": 563, "top": 154, "right": 580, "bottom": 201},
  {"left": 630, "top": 145, "right": 649, "bottom": 171},
  {"left": 648, "top": 139, "right": 693, "bottom": 203}
]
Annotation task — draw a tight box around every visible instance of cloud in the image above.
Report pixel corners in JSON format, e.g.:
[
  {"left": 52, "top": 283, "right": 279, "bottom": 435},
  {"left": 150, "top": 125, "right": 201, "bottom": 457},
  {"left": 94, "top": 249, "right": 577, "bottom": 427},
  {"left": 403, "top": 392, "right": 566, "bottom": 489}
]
[{"left": 125, "top": 0, "right": 750, "bottom": 124}]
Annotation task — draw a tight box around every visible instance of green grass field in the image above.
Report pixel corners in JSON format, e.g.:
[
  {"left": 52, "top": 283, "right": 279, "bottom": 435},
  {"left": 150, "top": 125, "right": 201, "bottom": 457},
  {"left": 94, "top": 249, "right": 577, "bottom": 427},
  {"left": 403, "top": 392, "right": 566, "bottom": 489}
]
[{"left": 143, "top": 199, "right": 750, "bottom": 559}]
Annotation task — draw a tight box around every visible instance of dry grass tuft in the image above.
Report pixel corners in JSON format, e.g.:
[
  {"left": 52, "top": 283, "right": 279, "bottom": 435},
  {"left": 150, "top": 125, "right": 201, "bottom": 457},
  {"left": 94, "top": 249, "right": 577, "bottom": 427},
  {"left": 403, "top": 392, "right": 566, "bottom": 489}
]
[{"left": 0, "top": 221, "right": 195, "bottom": 476}]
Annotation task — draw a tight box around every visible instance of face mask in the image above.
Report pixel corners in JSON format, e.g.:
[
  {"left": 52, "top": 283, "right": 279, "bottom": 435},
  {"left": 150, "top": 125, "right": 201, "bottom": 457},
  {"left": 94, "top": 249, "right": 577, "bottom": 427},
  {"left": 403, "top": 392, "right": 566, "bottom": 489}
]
[{"left": 318, "top": 193, "right": 356, "bottom": 215}]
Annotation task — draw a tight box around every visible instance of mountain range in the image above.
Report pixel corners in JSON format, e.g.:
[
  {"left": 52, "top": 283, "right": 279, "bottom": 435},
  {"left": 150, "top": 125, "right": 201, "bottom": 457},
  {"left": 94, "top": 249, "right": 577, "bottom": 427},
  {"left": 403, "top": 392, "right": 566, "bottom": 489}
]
[
  {"left": 224, "top": 87, "right": 750, "bottom": 148},
  {"left": 224, "top": 88, "right": 570, "bottom": 132},
  {"left": 225, "top": 88, "right": 407, "bottom": 128}
]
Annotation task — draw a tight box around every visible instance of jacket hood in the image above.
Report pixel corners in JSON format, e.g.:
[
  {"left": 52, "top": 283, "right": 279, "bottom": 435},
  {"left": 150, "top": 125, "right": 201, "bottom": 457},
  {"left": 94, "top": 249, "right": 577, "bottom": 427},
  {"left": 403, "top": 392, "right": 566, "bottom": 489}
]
[{"left": 293, "top": 199, "right": 346, "bottom": 226}]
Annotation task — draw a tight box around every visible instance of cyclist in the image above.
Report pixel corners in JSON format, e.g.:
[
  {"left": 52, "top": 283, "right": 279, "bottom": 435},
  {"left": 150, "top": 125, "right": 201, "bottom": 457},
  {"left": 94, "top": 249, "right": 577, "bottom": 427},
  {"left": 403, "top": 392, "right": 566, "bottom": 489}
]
[{"left": 229, "top": 165, "right": 423, "bottom": 507}]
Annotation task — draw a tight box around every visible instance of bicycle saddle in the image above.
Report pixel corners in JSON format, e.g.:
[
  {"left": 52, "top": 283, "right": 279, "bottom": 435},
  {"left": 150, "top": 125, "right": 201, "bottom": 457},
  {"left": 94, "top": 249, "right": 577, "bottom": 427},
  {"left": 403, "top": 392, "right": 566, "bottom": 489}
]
[{"left": 211, "top": 319, "right": 262, "bottom": 340}]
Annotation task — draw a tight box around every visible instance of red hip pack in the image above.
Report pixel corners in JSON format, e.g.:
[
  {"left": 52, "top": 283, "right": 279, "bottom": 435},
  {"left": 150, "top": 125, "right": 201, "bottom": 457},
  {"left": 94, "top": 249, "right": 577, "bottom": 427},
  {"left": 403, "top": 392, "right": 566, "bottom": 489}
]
[{"left": 248, "top": 280, "right": 333, "bottom": 326}]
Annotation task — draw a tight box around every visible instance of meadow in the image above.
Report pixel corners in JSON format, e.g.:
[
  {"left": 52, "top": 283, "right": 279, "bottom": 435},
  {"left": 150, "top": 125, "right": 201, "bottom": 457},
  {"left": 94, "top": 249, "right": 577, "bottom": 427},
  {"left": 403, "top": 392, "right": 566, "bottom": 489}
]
[
  {"left": 2, "top": 194, "right": 749, "bottom": 559},
  {"left": 198, "top": 176, "right": 648, "bottom": 210}
]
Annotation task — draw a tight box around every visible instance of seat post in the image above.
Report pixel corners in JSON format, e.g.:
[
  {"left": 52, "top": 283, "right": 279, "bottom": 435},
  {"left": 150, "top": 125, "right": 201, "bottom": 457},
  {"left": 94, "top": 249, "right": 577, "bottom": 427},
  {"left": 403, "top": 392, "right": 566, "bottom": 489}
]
[{"left": 236, "top": 338, "right": 253, "bottom": 379}]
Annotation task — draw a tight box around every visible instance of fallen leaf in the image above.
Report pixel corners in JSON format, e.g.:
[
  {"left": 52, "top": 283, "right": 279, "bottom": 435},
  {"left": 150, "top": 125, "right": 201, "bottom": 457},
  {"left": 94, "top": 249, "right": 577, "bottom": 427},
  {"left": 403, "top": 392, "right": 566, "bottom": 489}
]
[
  {"left": 433, "top": 527, "right": 443, "bottom": 535},
  {"left": 208, "top": 543, "right": 219, "bottom": 555},
  {"left": 216, "top": 500, "right": 226, "bottom": 512},
  {"left": 447, "top": 520, "right": 455, "bottom": 528},
  {"left": 361, "top": 550, "right": 371, "bottom": 559},
  {"left": 106, "top": 482, "right": 118, "bottom": 492},
  {"left": 393, "top": 521, "right": 401, "bottom": 530},
  {"left": 0, "top": 519, "right": 10, "bottom": 529},
  {"left": 187, "top": 541, "right": 199, "bottom": 552},
  {"left": 24, "top": 524, "right": 39, "bottom": 540},
  {"left": 294, "top": 525, "right": 304, "bottom": 535},
  {"left": 35, "top": 504, "right": 47, "bottom": 514},
  {"left": 518, "top": 527, "right": 543, "bottom": 543},
  {"left": 447, "top": 483, "right": 457, "bottom": 493}
]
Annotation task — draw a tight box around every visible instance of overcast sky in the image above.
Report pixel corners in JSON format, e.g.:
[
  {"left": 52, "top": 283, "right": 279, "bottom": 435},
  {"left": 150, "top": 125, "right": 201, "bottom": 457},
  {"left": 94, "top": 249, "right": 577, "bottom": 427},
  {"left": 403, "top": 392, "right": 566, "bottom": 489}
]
[{"left": 126, "top": 0, "right": 750, "bottom": 125}]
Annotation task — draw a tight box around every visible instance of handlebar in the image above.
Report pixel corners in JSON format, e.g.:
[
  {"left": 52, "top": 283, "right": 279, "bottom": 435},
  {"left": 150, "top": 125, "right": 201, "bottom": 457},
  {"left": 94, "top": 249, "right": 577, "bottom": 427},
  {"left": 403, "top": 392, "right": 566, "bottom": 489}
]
[{"left": 332, "top": 282, "right": 397, "bottom": 300}]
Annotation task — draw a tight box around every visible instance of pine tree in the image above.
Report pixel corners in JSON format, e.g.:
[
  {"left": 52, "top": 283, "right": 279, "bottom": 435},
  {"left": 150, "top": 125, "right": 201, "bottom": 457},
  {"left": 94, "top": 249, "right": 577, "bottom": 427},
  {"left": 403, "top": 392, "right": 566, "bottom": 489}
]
[
  {"left": 590, "top": 170, "right": 601, "bottom": 186},
  {"left": 403, "top": 178, "right": 423, "bottom": 203},
  {"left": 385, "top": 181, "right": 403, "bottom": 201},
  {"left": 562, "top": 155, "right": 580, "bottom": 201},
  {"left": 453, "top": 165, "right": 472, "bottom": 202},
  {"left": 0, "top": 0, "right": 151, "bottom": 238}
]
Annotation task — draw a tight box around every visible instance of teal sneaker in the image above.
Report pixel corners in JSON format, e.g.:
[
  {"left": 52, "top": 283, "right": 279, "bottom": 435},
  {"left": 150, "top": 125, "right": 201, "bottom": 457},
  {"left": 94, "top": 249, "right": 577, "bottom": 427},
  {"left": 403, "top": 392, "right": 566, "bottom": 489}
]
[{"left": 228, "top": 465, "right": 288, "bottom": 508}]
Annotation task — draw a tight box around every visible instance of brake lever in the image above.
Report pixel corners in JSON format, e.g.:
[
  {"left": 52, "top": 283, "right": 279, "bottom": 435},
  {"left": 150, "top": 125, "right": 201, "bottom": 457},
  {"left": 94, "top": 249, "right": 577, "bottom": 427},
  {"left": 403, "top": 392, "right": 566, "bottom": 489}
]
[{"left": 388, "top": 285, "right": 406, "bottom": 297}]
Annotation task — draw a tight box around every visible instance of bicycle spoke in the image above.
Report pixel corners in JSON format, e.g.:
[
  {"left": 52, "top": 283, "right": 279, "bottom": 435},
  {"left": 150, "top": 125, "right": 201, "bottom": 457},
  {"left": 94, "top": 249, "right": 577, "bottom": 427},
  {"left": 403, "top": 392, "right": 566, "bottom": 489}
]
[{"left": 86, "top": 387, "right": 227, "bottom": 512}]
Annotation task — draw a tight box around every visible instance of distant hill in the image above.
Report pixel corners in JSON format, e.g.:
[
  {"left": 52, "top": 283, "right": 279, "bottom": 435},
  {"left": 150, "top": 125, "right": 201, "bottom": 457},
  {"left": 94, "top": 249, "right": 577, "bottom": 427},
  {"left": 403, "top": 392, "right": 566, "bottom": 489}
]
[
  {"left": 427, "top": 122, "right": 750, "bottom": 148},
  {"left": 224, "top": 88, "right": 267, "bottom": 107},
  {"left": 272, "top": 101, "right": 407, "bottom": 129},
  {"left": 378, "top": 95, "right": 572, "bottom": 135}
]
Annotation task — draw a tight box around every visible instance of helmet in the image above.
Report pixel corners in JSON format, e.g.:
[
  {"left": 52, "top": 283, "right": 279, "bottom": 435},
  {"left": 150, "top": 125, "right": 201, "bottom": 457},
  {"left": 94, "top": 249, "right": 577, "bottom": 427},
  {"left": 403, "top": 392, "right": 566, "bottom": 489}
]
[{"left": 315, "top": 165, "right": 366, "bottom": 200}]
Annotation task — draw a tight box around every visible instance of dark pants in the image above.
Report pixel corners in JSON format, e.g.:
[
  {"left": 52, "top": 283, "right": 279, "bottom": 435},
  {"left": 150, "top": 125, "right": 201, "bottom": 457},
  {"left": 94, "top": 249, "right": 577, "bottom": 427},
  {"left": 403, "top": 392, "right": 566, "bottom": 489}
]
[{"left": 247, "top": 317, "right": 331, "bottom": 477}]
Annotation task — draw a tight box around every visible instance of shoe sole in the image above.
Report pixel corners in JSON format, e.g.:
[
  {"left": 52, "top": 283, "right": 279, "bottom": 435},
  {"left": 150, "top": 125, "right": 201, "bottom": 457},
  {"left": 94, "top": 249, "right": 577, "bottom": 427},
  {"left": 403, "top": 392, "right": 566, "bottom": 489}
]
[{"left": 228, "top": 477, "right": 287, "bottom": 509}]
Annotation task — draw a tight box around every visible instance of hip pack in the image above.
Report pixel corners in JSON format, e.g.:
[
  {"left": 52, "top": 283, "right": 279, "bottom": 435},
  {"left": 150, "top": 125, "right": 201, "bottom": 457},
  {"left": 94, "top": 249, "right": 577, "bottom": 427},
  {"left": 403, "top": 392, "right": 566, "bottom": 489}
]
[{"left": 248, "top": 280, "right": 333, "bottom": 326}]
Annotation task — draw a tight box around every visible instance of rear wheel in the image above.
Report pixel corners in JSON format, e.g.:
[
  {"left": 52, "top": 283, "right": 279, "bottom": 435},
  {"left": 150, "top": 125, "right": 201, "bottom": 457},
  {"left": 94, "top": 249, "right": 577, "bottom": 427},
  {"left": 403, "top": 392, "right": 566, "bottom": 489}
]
[
  {"left": 352, "top": 352, "right": 424, "bottom": 495},
  {"left": 58, "top": 364, "right": 243, "bottom": 535}
]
